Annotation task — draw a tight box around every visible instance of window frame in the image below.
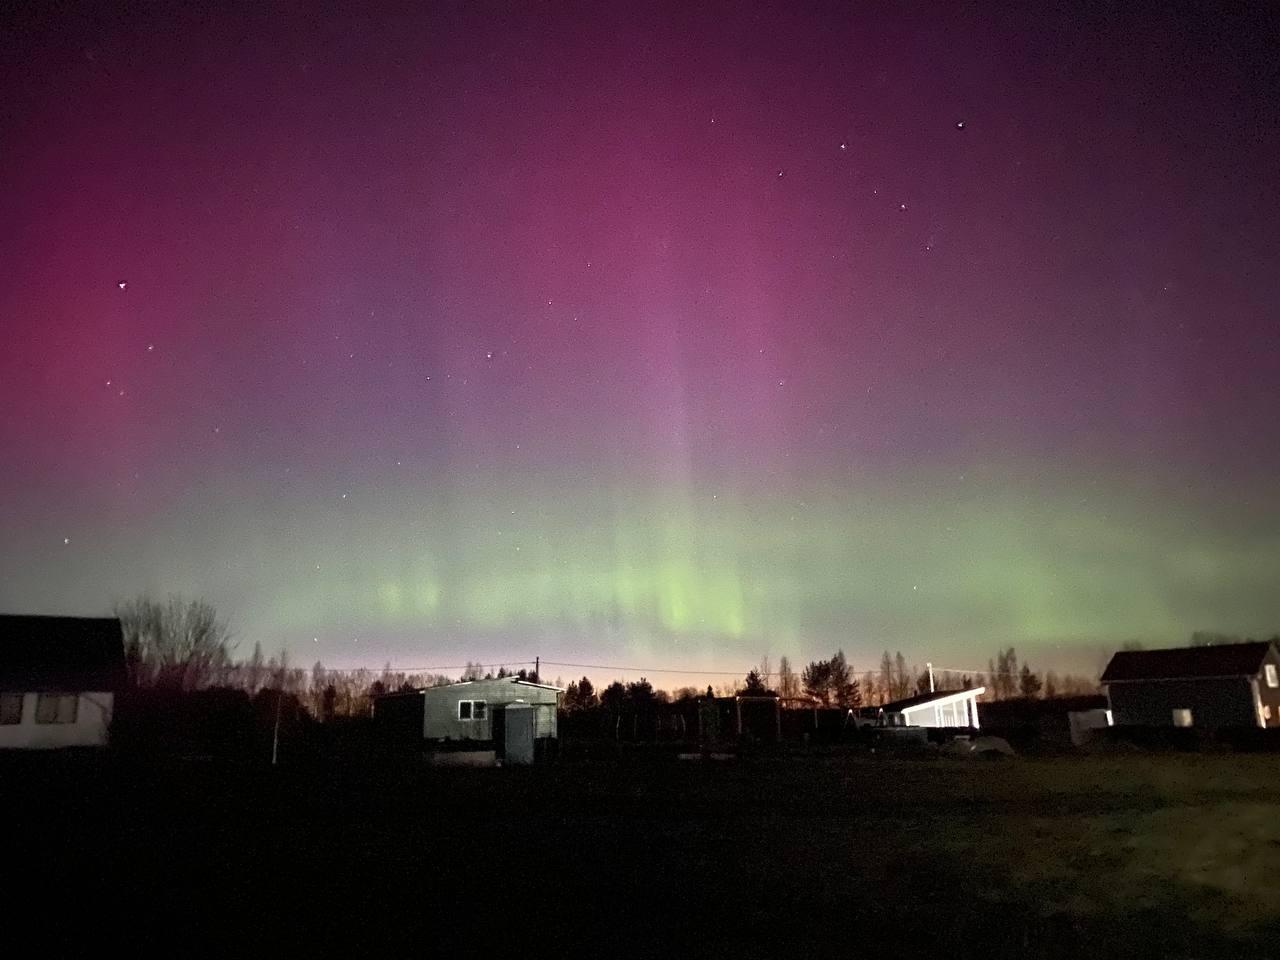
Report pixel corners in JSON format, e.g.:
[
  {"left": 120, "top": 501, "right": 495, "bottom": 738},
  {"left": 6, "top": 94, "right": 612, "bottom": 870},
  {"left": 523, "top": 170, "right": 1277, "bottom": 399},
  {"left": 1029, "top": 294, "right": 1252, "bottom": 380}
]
[
  {"left": 1172, "top": 708, "right": 1193, "bottom": 728},
  {"left": 457, "top": 699, "right": 488, "bottom": 721},
  {"left": 35, "top": 693, "right": 79, "bottom": 725},
  {"left": 1266, "top": 664, "right": 1278, "bottom": 689},
  {"left": 0, "top": 692, "right": 23, "bottom": 725}
]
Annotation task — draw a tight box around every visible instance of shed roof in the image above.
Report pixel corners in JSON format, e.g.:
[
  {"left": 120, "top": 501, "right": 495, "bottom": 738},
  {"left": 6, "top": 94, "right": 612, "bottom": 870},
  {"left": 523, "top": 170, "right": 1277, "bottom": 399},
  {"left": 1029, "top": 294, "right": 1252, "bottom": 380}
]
[
  {"left": 1100, "top": 642, "right": 1275, "bottom": 683},
  {"left": 0, "top": 615, "right": 128, "bottom": 691},
  {"left": 880, "top": 687, "right": 985, "bottom": 713}
]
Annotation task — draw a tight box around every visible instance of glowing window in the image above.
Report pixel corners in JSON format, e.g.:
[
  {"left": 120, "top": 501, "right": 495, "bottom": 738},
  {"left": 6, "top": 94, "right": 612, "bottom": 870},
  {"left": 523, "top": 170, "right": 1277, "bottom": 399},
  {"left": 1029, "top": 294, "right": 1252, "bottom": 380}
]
[
  {"left": 1266, "top": 665, "right": 1278, "bottom": 688},
  {"left": 0, "top": 693, "right": 22, "bottom": 725},
  {"left": 1172, "top": 708, "right": 1193, "bottom": 728},
  {"left": 1265, "top": 705, "right": 1273, "bottom": 721}
]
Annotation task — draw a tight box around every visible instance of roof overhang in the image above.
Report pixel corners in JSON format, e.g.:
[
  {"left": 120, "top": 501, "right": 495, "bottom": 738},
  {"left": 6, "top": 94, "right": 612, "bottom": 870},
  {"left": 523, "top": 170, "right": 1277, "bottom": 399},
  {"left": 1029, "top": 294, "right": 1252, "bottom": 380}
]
[{"left": 899, "top": 687, "right": 987, "bottom": 714}]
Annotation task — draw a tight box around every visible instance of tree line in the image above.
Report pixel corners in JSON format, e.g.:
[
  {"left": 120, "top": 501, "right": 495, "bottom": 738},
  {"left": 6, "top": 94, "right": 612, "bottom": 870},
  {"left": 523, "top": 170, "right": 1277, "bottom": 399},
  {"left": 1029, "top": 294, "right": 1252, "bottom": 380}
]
[{"left": 119, "top": 594, "right": 1114, "bottom": 723}]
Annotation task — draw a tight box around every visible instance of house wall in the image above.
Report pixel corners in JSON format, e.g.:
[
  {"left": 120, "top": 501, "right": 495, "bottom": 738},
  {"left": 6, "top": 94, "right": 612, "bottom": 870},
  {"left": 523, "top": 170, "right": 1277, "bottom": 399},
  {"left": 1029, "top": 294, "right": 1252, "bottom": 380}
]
[
  {"left": 421, "top": 680, "right": 559, "bottom": 741},
  {"left": 1255, "top": 647, "right": 1280, "bottom": 727},
  {"left": 1106, "top": 678, "right": 1256, "bottom": 729},
  {"left": 0, "top": 691, "right": 114, "bottom": 749}
]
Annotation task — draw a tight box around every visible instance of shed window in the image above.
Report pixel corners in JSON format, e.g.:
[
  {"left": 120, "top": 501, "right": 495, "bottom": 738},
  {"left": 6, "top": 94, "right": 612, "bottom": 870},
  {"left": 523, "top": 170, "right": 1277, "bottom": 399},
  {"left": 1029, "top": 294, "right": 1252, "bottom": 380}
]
[
  {"left": 1172, "top": 708, "right": 1193, "bottom": 728},
  {"left": 458, "top": 700, "right": 487, "bottom": 721},
  {"left": 0, "top": 693, "right": 22, "bottom": 725},
  {"left": 35, "top": 693, "right": 78, "bottom": 725},
  {"left": 1267, "top": 665, "right": 1278, "bottom": 688},
  {"left": 458, "top": 700, "right": 471, "bottom": 720}
]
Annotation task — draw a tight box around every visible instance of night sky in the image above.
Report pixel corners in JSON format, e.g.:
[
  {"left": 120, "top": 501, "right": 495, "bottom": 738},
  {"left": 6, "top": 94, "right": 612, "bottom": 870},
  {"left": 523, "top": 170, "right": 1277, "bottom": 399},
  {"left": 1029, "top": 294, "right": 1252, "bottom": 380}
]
[{"left": 3, "top": 2, "right": 1278, "bottom": 682}]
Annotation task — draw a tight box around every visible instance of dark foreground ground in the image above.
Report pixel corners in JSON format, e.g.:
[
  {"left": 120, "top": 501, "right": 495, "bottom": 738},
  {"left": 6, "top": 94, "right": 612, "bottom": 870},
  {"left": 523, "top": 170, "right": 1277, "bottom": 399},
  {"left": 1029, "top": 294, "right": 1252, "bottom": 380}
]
[{"left": 5, "top": 749, "right": 1280, "bottom": 957}]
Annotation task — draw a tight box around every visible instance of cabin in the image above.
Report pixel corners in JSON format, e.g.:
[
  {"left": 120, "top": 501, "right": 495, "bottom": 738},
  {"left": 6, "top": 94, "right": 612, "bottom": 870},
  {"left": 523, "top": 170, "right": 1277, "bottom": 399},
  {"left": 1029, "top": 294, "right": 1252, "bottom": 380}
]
[
  {"left": 1100, "top": 641, "right": 1280, "bottom": 730},
  {"left": 874, "top": 687, "right": 985, "bottom": 728},
  {"left": 0, "top": 615, "right": 127, "bottom": 749},
  {"left": 374, "top": 676, "right": 561, "bottom": 763}
]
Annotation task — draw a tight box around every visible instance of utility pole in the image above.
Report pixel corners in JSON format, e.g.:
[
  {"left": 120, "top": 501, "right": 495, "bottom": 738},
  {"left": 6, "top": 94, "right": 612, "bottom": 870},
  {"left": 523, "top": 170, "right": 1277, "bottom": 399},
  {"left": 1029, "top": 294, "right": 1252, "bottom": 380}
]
[
  {"left": 271, "top": 687, "right": 283, "bottom": 766},
  {"left": 535, "top": 656, "right": 539, "bottom": 683},
  {"left": 926, "top": 662, "right": 935, "bottom": 693}
]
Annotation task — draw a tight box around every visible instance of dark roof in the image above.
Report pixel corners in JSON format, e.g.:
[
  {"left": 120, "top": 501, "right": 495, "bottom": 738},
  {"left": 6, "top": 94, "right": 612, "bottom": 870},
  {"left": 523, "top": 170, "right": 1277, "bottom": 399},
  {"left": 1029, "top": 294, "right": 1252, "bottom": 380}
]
[
  {"left": 1100, "top": 642, "right": 1275, "bottom": 683},
  {"left": 0, "top": 615, "right": 127, "bottom": 691},
  {"left": 880, "top": 688, "right": 982, "bottom": 713}
]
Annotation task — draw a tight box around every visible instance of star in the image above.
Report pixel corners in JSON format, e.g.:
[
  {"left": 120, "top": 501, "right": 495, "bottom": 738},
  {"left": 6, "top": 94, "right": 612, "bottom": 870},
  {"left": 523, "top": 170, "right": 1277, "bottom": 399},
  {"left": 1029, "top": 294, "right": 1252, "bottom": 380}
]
[
  {"left": 485, "top": 350, "right": 495, "bottom": 360},
  {"left": 63, "top": 537, "right": 70, "bottom": 545},
  {"left": 117, "top": 281, "right": 127, "bottom": 290},
  {"left": 777, "top": 170, "right": 785, "bottom": 178},
  {"left": 840, "top": 142, "right": 847, "bottom": 150},
  {"left": 146, "top": 344, "right": 154, "bottom": 352},
  {"left": 900, "top": 203, "right": 907, "bottom": 211},
  {"left": 955, "top": 120, "right": 966, "bottom": 130}
]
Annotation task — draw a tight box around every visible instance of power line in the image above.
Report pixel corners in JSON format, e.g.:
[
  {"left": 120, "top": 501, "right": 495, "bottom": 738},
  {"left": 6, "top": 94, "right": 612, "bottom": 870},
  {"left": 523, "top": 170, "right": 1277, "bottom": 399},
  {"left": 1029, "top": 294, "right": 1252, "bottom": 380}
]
[{"left": 313, "top": 660, "right": 536, "bottom": 674}]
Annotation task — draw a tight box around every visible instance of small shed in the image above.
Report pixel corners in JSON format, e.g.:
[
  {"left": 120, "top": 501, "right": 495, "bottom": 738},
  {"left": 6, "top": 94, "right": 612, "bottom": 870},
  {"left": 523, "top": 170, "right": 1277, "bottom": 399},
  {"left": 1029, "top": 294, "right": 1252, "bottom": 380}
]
[
  {"left": 876, "top": 687, "right": 985, "bottom": 728},
  {"left": 1100, "top": 641, "right": 1280, "bottom": 729},
  {"left": 374, "top": 676, "right": 561, "bottom": 754},
  {"left": 0, "top": 615, "right": 127, "bottom": 749}
]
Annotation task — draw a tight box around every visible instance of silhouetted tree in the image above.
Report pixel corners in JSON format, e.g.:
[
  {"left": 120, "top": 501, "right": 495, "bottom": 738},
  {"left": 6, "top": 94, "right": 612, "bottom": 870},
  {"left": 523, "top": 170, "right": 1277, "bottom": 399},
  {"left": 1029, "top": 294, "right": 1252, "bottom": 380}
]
[
  {"left": 777, "top": 656, "right": 800, "bottom": 698},
  {"left": 625, "top": 678, "right": 654, "bottom": 706},
  {"left": 600, "top": 681, "right": 627, "bottom": 713},
  {"left": 563, "top": 676, "right": 597, "bottom": 710},
  {"left": 1018, "top": 663, "right": 1042, "bottom": 699},
  {"left": 116, "top": 594, "right": 234, "bottom": 691},
  {"left": 892, "top": 652, "right": 911, "bottom": 700},
  {"left": 743, "top": 669, "right": 767, "bottom": 694},
  {"left": 802, "top": 659, "right": 834, "bottom": 705},
  {"left": 829, "top": 650, "right": 860, "bottom": 707}
]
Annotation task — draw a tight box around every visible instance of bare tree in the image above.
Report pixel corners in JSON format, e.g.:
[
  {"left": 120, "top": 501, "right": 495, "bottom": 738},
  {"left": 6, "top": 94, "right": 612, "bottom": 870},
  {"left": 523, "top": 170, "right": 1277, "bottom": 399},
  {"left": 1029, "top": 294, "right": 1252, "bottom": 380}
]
[
  {"left": 115, "top": 595, "right": 234, "bottom": 691},
  {"left": 777, "top": 656, "right": 800, "bottom": 699},
  {"left": 862, "top": 670, "right": 878, "bottom": 705},
  {"left": 892, "top": 652, "right": 911, "bottom": 700}
]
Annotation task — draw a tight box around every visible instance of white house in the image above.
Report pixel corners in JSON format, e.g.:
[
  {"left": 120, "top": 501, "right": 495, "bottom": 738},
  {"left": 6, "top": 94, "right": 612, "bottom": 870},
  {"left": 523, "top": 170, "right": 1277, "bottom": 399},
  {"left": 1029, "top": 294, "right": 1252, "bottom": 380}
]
[
  {"left": 0, "top": 615, "right": 126, "bottom": 749},
  {"left": 876, "top": 687, "right": 985, "bottom": 728}
]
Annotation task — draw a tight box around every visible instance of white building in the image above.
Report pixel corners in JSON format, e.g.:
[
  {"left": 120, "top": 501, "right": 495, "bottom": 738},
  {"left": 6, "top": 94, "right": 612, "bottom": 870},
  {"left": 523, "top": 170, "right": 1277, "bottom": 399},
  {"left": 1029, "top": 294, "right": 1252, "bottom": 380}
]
[
  {"left": 876, "top": 687, "right": 985, "bottom": 728},
  {"left": 0, "top": 615, "right": 126, "bottom": 749}
]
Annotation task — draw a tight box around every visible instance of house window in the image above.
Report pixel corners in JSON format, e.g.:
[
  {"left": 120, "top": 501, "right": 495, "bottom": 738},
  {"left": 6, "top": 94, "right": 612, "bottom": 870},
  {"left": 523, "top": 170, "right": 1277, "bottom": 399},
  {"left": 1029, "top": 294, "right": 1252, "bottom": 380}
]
[
  {"left": 1172, "top": 708, "right": 1193, "bottom": 728},
  {"left": 1266, "top": 665, "right": 1278, "bottom": 688},
  {"left": 458, "top": 700, "right": 488, "bottom": 721},
  {"left": 35, "top": 693, "right": 79, "bottom": 724},
  {"left": 458, "top": 700, "right": 471, "bottom": 720},
  {"left": 0, "top": 693, "right": 22, "bottom": 725}
]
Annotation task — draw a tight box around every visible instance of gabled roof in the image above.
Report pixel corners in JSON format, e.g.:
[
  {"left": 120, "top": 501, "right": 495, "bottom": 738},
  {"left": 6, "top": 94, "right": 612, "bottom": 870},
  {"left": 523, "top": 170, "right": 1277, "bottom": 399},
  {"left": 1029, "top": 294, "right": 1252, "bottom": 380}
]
[
  {"left": 1100, "top": 642, "right": 1275, "bottom": 683},
  {"left": 0, "top": 615, "right": 127, "bottom": 691},
  {"left": 880, "top": 687, "right": 985, "bottom": 714}
]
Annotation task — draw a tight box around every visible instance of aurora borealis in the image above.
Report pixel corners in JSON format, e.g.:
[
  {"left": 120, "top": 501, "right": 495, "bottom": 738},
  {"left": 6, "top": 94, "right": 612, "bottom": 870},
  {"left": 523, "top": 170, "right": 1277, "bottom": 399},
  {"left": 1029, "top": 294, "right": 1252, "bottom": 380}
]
[{"left": 2, "top": 2, "right": 1278, "bottom": 682}]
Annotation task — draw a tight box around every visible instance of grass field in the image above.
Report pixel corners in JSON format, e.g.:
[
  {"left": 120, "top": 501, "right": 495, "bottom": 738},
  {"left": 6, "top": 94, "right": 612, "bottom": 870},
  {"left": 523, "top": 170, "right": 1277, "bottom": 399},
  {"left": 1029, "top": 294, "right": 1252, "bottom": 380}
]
[{"left": 6, "top": 750, "right": 1280, "bottom": 956}]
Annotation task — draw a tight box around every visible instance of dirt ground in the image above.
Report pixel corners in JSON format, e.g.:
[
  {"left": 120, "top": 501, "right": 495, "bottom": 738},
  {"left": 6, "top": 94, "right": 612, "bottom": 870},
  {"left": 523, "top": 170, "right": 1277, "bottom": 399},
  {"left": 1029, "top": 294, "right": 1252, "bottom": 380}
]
[{"left": 5, "top": 750, "right": 1280, "bottom": 956}]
